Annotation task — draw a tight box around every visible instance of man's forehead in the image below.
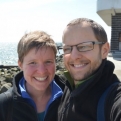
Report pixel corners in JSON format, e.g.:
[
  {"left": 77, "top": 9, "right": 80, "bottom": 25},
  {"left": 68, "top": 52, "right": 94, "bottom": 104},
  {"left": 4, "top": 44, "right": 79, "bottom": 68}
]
[{"left": 63, "top": 24, "right": 92, "bottom": 35}]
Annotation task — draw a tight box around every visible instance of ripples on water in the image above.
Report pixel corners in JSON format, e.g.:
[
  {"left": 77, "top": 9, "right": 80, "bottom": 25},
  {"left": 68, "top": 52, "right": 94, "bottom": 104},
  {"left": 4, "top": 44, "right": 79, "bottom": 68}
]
[
  {"left": 0, "top": 42, "right": 62, "bottom": 65},
  {"left": 0, "top": 42, "right": 18, "bottom": 65}
]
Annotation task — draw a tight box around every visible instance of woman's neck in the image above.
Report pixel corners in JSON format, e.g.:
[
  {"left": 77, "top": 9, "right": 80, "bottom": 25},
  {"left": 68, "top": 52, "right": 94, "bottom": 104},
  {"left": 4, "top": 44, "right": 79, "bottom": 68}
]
[{"left": 26, "top": 83, "right": 52, "bottom": 113}]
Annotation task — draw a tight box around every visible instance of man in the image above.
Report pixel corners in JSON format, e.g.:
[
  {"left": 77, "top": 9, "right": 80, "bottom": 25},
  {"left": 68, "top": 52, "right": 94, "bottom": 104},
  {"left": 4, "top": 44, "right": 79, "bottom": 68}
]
[{"left": 58, "top": 18, "right": 121, "bottom": 121}]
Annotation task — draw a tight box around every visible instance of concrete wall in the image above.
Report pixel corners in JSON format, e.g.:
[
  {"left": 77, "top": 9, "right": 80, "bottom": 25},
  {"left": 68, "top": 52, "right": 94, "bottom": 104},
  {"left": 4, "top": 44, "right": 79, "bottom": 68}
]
[{"left": 97, "top": 0, "right": 121, "bottom": 26}]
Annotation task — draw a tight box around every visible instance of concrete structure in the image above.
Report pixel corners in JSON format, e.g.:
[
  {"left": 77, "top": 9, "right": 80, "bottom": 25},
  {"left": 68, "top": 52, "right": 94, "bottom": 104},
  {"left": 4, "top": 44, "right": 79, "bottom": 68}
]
[{"left": 97, "top": 0, "right": 121, "bottom": 59}]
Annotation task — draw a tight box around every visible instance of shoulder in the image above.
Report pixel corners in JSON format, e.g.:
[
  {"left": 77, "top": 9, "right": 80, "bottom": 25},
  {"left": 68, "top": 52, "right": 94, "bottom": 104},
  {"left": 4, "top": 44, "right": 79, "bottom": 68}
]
[
  {"left": 111, "top": 82, "right": 121, "bottom": 111},
  {"left": 54, "top": 74, "right": 72, "bottom": 90},
  {"left": 0, "top": 88, "right": 13, "bottom": 120},
  {"left": 54, "top": 74, "right": 67, "bottom": 91},
  {"left": 54, "top": 74, "right": 67, "bottom": 82},
  {"left": 54, "top": 74, "right": 72, "bottom": 92},
  {"left": 105, "top": 82, "right": 121, "bottom": 120},
  {"left": 0, "top": 88, "right": 13, "bottom": 104}
]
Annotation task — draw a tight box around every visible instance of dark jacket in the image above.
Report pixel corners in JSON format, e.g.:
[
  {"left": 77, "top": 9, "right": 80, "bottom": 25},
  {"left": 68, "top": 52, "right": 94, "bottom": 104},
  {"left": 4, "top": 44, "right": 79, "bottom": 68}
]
[
  {"left": 0, "top": 71, "right": 66, "bottom": 121},
  {"left": 57, "top": 59, "right": 121, "bottom": 121}
]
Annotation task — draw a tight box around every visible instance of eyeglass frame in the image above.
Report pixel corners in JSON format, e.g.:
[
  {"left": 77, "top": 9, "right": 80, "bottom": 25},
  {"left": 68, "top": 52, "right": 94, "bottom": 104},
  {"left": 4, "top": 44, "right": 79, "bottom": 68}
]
[{"left": 60, "top": 41, "right": 106, "bottom": 54}]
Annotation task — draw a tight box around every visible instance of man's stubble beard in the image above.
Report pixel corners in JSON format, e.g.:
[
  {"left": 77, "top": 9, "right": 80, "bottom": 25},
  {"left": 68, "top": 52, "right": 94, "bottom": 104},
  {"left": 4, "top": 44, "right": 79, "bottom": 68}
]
[{"left": 64, "top": 51, "right": 102, "bottom": 84}]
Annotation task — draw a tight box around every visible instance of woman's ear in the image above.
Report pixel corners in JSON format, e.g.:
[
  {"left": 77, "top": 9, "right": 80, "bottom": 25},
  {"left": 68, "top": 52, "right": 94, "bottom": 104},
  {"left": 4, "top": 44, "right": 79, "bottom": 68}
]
[
  {"left": 101, "top": 42, "right": 110, "bottom": 59},
  {"left": 18, "top": 60, "right": 23, "bottom": 70}
]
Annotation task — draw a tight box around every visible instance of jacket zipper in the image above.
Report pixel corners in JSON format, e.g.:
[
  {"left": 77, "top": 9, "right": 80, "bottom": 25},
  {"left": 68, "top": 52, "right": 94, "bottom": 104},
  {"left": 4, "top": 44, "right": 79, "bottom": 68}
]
[{"left": 60, "top": 93, "right": 72, "bottom": 121}]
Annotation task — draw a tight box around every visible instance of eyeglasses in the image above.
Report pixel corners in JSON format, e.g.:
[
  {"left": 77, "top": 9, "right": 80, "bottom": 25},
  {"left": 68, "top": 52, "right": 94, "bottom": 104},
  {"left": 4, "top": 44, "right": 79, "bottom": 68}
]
[{"left": 62, "top": 41, "right": 106, "bottom": 54}]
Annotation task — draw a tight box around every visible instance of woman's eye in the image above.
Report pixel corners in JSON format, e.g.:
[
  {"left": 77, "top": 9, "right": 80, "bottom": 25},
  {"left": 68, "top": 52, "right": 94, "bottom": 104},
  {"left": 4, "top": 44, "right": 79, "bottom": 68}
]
[
  {"left": 46, "top": 61, "right": 54, "bottom": 65},
  {"left": 46, "top": 61, "right": 52, "bottom": 64},
  {"left": 30, "top": 62, "right": 36, "bottom": 65}
]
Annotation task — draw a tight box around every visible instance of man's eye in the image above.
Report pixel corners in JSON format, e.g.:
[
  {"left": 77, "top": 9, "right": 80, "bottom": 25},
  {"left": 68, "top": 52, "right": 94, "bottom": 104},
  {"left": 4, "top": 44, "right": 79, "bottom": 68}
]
[
  {"left": 78, "top": 45, "right": 89, "bottom": 50},
  {"left": 63, "top": 48, "right": 71, "bottom": 52},
  {"left": 78, "top": 45, "right": 86, "bottom": 49}
]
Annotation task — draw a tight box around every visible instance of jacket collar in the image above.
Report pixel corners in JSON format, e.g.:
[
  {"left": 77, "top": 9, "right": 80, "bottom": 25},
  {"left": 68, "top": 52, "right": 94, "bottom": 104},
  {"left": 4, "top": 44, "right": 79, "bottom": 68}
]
[{"left": 63, "top": 58, "right": 119, "bottom": 97}]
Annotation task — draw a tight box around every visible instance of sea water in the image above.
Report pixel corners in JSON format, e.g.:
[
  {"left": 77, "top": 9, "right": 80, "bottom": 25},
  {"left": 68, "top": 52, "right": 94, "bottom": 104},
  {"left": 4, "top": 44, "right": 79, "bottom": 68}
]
[
  {"left": 0, "top": 42, "right": 18, "bottom": 65},
  {"left": 0, "top": 42, "right": 63, "bottom": 65}
]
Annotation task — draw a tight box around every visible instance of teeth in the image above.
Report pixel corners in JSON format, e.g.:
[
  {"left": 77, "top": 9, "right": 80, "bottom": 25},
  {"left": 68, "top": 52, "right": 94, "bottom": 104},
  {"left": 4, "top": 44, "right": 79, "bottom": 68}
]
[
  {"left": 35, "top": 77, "right": 47, "bottom": 81},
  {"left": 74, "top": 64, "right": 85, "bottom": 67}
]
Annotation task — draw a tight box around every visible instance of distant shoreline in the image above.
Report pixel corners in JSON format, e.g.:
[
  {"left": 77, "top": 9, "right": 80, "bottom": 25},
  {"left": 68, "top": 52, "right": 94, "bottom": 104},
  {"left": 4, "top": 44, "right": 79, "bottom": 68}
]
[{"left": 0, "top": 42, "right": 63, "bottom": 65}]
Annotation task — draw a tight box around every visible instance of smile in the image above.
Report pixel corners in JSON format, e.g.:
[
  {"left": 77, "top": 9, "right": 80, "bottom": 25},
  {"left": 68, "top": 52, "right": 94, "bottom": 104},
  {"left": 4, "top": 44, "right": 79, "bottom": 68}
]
[
  {"left": 74, "top": 64, "right": 86, "bottom": 67},
  {"left": 34, "top": 76, "right": 48, "bottom": 81},
  {"left": 71, "top": 63, "right": 87, "bottom": 68}
]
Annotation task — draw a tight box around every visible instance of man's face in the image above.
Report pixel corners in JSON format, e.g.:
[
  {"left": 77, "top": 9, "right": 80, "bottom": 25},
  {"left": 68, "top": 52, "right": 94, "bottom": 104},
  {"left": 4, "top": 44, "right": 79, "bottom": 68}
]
[
  {"left": 63, "top": 23, "right": 109, "bottom": 84},
  {"left": 18, "top": 47, "right": 56, "bottom": 93}
]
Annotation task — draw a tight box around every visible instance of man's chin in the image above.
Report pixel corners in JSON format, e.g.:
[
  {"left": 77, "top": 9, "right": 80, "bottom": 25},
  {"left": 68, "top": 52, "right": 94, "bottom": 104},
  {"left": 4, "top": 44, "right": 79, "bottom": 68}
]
[
  {"left": 73, "top": 76, "right": 84, "bottom": 82},
  {"left": 73, "top": 75, "right": 89, "bottom": 82},
  {"left": 74, "top": 79, "right": 83, "bottom": 85}
]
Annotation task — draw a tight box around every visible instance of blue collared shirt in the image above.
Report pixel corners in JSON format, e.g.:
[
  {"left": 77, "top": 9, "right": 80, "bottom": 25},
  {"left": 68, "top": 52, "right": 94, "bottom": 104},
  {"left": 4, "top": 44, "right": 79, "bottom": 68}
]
[{"left": 19, "top": 77, "right": 63, "bottom": 119}]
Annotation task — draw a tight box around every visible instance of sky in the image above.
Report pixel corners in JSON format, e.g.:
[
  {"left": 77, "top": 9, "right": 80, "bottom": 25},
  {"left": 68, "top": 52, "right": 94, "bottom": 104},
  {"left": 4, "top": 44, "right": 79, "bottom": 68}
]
[{"left": 0, "top": 0, "right": 111, "bottom": 43}]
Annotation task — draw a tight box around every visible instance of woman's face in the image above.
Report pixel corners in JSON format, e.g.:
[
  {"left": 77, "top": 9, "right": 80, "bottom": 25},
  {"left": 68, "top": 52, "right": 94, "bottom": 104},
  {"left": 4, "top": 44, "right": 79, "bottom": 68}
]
[{"left": 18, "top": 47, "right": 56, "bottom": 93}]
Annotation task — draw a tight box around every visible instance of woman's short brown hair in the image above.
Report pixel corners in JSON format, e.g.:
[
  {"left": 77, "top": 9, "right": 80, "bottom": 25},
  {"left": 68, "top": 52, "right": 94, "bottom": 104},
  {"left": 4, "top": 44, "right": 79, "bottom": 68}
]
[{"left": 17, "top": 31, "right": 57, "bottom": 62}]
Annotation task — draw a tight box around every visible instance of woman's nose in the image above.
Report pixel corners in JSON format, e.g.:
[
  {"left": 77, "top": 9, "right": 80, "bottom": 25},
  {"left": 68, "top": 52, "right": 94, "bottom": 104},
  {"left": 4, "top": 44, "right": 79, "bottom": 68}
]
[{"left": 36, "top": 64, "right": 47, "bottom": 74}]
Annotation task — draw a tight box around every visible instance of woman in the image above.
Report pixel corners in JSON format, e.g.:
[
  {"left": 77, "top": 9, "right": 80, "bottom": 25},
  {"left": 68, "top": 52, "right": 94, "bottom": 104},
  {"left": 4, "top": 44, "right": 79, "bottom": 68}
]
[{"left": 0, "top": 31, "right": 66, "bottom": 121}]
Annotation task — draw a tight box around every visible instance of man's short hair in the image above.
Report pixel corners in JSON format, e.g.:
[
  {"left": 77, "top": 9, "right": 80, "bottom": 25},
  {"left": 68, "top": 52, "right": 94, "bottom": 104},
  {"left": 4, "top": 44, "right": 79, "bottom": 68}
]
[
  {"left": 17, "top": 31, "right": 57, "bottom": 62},
  {"left": 66, "top": 18, "right": 108, "bottom": 42}
]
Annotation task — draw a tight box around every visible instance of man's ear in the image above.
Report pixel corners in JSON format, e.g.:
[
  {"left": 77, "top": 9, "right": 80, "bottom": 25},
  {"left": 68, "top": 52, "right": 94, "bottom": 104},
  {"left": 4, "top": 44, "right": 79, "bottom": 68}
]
[
  {"left": 101, "top": 42, "right": 110, "bottom": 59},
  {"left": 18, "top": 60, "right": 23, "bottom": 70}
]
